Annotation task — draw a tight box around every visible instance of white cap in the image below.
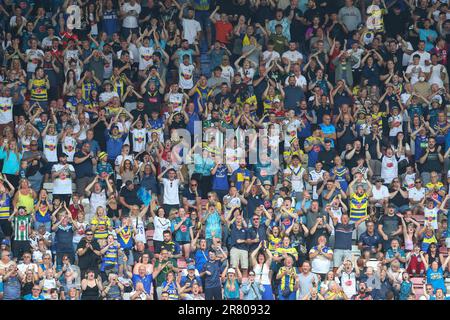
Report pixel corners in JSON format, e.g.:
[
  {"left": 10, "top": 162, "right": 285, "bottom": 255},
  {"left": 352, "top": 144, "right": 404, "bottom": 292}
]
[{"left": 227, "top": 268, "right": 236, "bottom": 274}]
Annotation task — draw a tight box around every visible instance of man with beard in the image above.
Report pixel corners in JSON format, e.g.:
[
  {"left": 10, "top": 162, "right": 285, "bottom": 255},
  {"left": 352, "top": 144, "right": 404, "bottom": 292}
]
[{"left": 351, "top": 282, "right": 373, "bottom": 300}]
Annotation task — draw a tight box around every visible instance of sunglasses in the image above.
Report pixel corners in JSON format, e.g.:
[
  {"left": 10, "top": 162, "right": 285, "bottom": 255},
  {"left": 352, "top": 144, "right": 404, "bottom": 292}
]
[
  {"left": 86, "top": 234, "right": 93, "bottom": 236},
  {"left": 415, "top": 181, "right": 421, "bottom": 183}
]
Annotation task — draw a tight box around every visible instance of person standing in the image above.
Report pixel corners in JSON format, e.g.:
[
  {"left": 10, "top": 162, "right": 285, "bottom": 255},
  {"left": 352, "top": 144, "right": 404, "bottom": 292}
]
[{"left": 200, "top": 250, "right": 227, "bottom": 300}]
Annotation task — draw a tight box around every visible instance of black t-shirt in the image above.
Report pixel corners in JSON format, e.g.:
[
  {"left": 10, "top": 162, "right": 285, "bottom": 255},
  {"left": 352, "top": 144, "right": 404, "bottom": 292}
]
[
  {"left": 344, "top": 149, "right": 364, "bottom": 169},
  {"left": 304, "top": 7, "right": 325, "bottom": 24},
  {"left": 336, "top": 124, "right": 357, "bottom": 152},
  {"left": 388, "top": 187, "right": 408, "bottom": 207},
  {"left": 73, "top": 151, "right": 94, "bottom": 178},
  {"left": 378, "top": 214, "right": 401, "bottom": 236},
  {"left": 76, "top": 238, "right": 101, "bottom": 270},
  {"left": 90, "top": 116, "right": 107, "bottom": 150},
  {"left": 318, "top": 149, "right": 337, "bottom": 172},
  {"left": 142, "top": 91, "right": 162, "bottom": 113},
  {"left": 119, "top": 187, "right": 143, "bottom": 207},
  {"left": 132, "top": 249, "right": 153, "bottom": 264},
  {"left": 131, "top": 107, "right": 151, "bottom": 120}
]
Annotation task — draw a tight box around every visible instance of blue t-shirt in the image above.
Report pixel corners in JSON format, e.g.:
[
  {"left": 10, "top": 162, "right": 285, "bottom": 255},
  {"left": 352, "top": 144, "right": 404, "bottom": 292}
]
[
  {"left": 132, "top": 274, "right": 153, "bottom": 294},
  {"left": 427, "top": 267, "right": 446, "bottom": 293},
  {"left": 212, "top": 165, "right": 229, "bottom": 191},
  {"left": 23, "top": 294, "right": 46, "bottom": 300}
]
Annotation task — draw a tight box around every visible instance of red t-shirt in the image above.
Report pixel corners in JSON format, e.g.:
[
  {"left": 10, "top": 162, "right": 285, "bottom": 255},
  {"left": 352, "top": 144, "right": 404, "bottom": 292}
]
[
  {"left": 215, "top": 21, "right": 233, "bottom": 44},
  {"left": 69, "top": 204, "right": 84, "bottom": 220}
]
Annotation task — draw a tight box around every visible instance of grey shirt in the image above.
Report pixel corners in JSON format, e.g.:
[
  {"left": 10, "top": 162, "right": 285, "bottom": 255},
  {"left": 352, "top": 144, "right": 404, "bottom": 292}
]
[
  {"left": 298, "top": 271, "right": 320, "bottom": 298},
  {"left": 338, "top": 6, "right": 362, "bottom": 32}
]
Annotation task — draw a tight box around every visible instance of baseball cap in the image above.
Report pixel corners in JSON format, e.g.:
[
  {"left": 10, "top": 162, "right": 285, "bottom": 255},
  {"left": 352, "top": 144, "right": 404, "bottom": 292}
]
[
  {"left": 187, "top": 265, "right": 196, "bottom": 271},
  {"left": 1, "top": 239, "right": 10, "bottom": 246},
  {"left": 263, "top": 180, "right": 272, "bottom": 186},
  {"left": 227, "top": 268, "right": 236, "bottom": 274}
]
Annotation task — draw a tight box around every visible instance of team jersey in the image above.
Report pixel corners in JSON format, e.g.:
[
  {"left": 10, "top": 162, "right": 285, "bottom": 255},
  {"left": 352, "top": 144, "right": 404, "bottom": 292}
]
[
  {"left": 30, "top": 78, "right": 48, "bottom": 101},
  {"left": 62, "top": 136, "right": 77, "bottom": 162},
  {"left": 13, "top": 215, "right": 31, "bottom": 241},
  {"left": 179, "top": 63, "right": 195, "bottom": 89},
  {"left": 101, "top": 243, "right": 120, "bottom": 271},
  {"left": 349, "top": 193, "right": 369, "bottom": 222},
  {"left": 0, "top": 193, "right": 11, "bottom": 219},
  {"left": 116, "top": 226, "right": 134, "bottom": 250},
  {"left": 43, "top": 135, "right": 58, "bottom": 162},
  {"left": 131, "top": 128, "right": 147, "bottom": 153},
  {"left": 91, "top": 216, "right": 111, "bottom": 239},
  {"left": 138, "top": 46, "right": 154, "bottom": 70},
  {"left": 0, "top": 96, "right": 13, "bottom": 124}
]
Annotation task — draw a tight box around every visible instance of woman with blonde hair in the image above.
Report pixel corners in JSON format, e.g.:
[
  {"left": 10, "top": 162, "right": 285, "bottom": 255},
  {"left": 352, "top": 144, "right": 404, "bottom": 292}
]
[
  {"left": 13, "top": 178, "right": 37, "bottom": 214},
  {"left": 221, "top": 267, "right": 242, "bottom": 300},
  {"left": 0, "top": 139, "right": 22, "bottom": 187},
  {"left": 90, "top": 206, "right": 112, "bottom": 241}
]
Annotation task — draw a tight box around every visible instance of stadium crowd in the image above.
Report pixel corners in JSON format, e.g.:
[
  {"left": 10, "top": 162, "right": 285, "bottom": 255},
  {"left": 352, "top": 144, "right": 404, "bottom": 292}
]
[{"left": 1, "top": 0, "right": 450, "bottom": 301}]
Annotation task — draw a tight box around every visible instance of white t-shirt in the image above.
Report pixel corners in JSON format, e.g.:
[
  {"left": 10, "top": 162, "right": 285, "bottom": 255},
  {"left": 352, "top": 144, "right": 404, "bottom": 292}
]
[
  {"left": 0, "top": 97, "right": 13, "bottom": 124},
  {"left": 309, "top": 170, "right": 326, "bottom": 200},
  {"left": 340, "top": 271, "right": 357, "bottom": 297},
  {"left": 132, "top": 216, "right": 146, "bottom": 243},
  {"left": 182, "top": 18, "right": 201, "bottom": 44},
  {"left": 310, "top": 247, "right": 333, "bottom": 274},
  {"left": 428, "top": 64, "right": 446, "bottom": 88},
  {"left": 162, "top": 178, "right": 180, "bottom": 205},
  {"left": 62, "top": 136, "right": 77, "bottom": 162},
  {"left": 99, "top": 91, "right": 119, "bottom": 103},
  {"left": 284, "top": 74, "right": 307, "bottom": 88},
  {"left": 282, "top": 50, "right": 303, "bottom": 63},
  {"left": 153, "top": 216, "right": 171, "bottom": 242},
  {"left": 52, "top": 163, "right": 75, "bottom": 195},
  {"left": 262, "top": 50, "right": 281, "bottom": 68},
  {"left": 424, "top": 207, "right": 439, "bottom": 230},
  {"left": 25, "top": 49, "right": 44, "bottom": 73},
  {"left": 122, "top": 2, "right": 141, "bottom": 28},
  {"left": 408, "top": 187, "right": 426, "bottom": 203},
  {"left": 138, "top": 46, "right": 154, "bottom": 70},
  {"left": 179, "top": 63, "right": 195, "bottom": 89},
  {"left": 409, "top": 50, "right": 431, "bottom": 67},
  {"left": 131, "top": 128, "right": 147, "bottom": 153},
  {"left": 405, "top": 64, "right": 424, "bottom": 85},
  {"left": 284, "top": 165, "right": 305, "bottom": 192},
  {"left": 371, "top": 185, "right": 389, "bottom": 203},
  {"left": 381, "top": 155, "right": 398, "bottom": 184},
  {"left": 43, "top": 135, "right": 58, "bottom": 162},
  {"left": 220, "top": 65, "right": 234, "bottom": 83},
  {"left": 388, "top": 114, "right": 403, "bottom": 137},
  {"left": 115, "top": 154, "right": 134, "bottom": 180}
]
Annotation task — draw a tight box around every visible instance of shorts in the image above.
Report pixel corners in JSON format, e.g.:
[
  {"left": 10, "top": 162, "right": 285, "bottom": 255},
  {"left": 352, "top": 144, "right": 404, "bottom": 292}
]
[
  {"left": 230, "top": 247, "right": 249, "bottom": 269},
  {"left": 333, "top": 249, "right": 352, "bottom": 268},
  {"left": 178, "top": 241, "right": 190, "bottom": 246}
]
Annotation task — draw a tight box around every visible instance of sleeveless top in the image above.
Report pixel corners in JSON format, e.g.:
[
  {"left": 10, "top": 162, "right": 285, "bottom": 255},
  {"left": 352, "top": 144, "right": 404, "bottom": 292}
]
[
  {"left": 253, "top": 263, "right": 271, "bottom": 285},
  {"left": 17, "top": 191, "right": 35, "bottom": 214},
  {"left": 81, "top": 281, "right": 100, "bottom": 300}
]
